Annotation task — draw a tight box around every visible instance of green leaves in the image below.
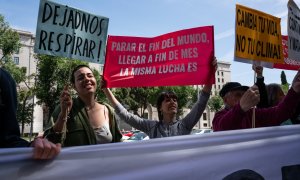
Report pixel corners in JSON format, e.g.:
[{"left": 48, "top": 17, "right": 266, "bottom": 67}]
[
  {"left": 114, "top": 86, "right": 197, "bottom": 118},
  {"left": 0, "top": 14, "right": 20, "bottom": 60},
  {"left": 208, "top": 95, "right": 223, "bottom": 112},
  {"left": 281, "top": 71, "right": 288, "bottom": 85},
  {"left": 35, "top": 55, "right": 88, "bottom": 126},
  {"left": 280, "top": 71, "right": 290, "bottom": 94}
]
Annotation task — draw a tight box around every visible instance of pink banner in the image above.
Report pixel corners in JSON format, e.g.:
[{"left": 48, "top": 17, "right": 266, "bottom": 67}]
[
  {"left": 274, "top": 35, "right": 300, "bottom": 70},
  {"left": 103, "top": 26, "right": 215, "bottom": 88}
]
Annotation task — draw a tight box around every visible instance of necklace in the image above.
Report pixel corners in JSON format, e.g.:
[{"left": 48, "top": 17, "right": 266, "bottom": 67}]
[{"left": 86, "top": 101, "right": 96, "bottom": 111}]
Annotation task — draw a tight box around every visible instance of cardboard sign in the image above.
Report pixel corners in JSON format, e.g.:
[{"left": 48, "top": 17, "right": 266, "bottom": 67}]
[
  {"left": 274, "top": 35, "right": 300, "bottom": 70},
  {"left": 104, "top": 26, "right": 215, "bottom": 88},
  {"left": 288, "top": 0, "right": 300, "bottom": 61},
  {"left": 34, "top": 0, "right": 108, "bottom": 64},
  {"left": 235, "top": 4, "right": 283, "bottom": 64}
]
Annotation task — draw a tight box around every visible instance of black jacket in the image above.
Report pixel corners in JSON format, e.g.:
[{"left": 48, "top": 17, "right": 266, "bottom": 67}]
[{"left": 0, "top": 68, "right": 29, "bottom": 147}]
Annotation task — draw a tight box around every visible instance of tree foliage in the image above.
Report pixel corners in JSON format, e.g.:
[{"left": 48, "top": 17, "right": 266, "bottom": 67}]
[
  {"left": 2, "top": 59, "right": 34, "bottom": 135},
  {"left": 17, "top": 88, "right": 34, "bottom": 135},
  {"left": 114, "top": 87, "right": 158, "bottom": 116},
  {"left": 281, "top": 83, "right": 289, "bottom": 94},
  {"left": 280, "top": 71, "right": 289, "bottom": 94},
  {"left": 114, "top": 86, "right": 197, "bottom": 118},
  {"left": 280, "top": 71, "right": 288, "bottom": 85},
  {"left": 0, "top": 14, "right": 20, "bottom": 60},
  {"left": 35, "top": 55, "right": 89, "bottom": 125},
  {"left": 208, "top": 95, "right": 223, "bottom": 112},
  {"left": 0, "top": 14, "right": 33, "bottom": 135}
]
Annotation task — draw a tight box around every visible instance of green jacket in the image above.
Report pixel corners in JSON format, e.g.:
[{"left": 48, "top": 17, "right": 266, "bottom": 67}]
[{"left": 44, "top": 97, "right": 122, "bottom": 147}]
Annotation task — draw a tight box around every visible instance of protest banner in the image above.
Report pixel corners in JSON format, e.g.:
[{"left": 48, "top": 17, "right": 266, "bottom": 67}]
[
  {"left": 1, "top": 125, "right": 300, "bottom": 179},
  {"left": 34, "top": 0, "right": 108, "bottom": 64},
  {"left": 235, "top": 4, "right": 283, "bottom": 64},
  {"left": 103, "top": 26, "right": 215, "bottom": 88},
  {"left": 274, "top": 35, "right": 300, "bottom": 70},
  {"left": 288, "top": 0, "right": 300, "bottom": 62}
]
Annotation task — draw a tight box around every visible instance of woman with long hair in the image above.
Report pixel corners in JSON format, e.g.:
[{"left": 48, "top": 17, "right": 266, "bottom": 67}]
[
  {"left": 102, "top": 59, "right": 217, "bottom": 138},
  {"left": 44, "top": 65, "right": 122, "bottom": 146}
]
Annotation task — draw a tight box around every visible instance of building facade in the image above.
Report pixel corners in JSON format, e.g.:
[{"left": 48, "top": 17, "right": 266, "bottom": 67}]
[{"left": 11, "top": 30, "right": 43, "bottom": 134}]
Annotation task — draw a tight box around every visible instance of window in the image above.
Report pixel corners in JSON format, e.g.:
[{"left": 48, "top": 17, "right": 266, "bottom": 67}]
[
  {"left": 221, "top": 72, "right": 224, "bottom": 76},
  {"left": 203, "top": 123, "right": 208, "bottom": 127},
  {"left": 203, "top": 113, "right": 207, "bottom": 120},
  {"left": 222, "top": 78, "right": 224, "bottom": 83},
  {"left": 217, "top": 71, "right": 219, "bottom": 75},
  {"left": 13, "top": 57, "right": 19, "bottom": 65},
  {"left": 218, "top": 78, "right": 220, "bottom": 82}
]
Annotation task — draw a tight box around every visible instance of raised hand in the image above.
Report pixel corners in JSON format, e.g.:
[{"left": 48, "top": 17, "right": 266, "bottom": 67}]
[
  {"left": 99, "top": 75, "right": 107, "bottom": 90},
  {"left": 203, "top": 57, "right": 217, "bottom": 93},
  {"left": 31, "top": 137, "right": 61, "bottom": 160},
  {"left": 60, "top": 85, "right": 72, "bottom": 116},
  {"left": 239, "top": 85, "right": 260, "bottom": 112},
  {"left": 252, "top": 64, "right": 263, "bottom": 77}
]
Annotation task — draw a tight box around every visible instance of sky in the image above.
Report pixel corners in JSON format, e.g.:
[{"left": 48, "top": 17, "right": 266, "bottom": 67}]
[{"left": 0, "top": 0, "right": 299, "bottom": 86}]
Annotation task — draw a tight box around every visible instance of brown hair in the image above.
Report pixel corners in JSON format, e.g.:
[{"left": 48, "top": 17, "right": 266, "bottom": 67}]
[
  {"left": 266, "top": 83, "right": 285, "bottom": 106},
  {"left": 70, "top": 65, "right": 92, "bottom": 84},
  {"left": 156, "top": 91, "right": 178, "bottom": 121}
]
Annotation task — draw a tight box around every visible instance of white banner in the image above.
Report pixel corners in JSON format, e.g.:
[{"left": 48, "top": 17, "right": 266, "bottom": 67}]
[
  {"left": 1, "top": 125, "right": 300, "bottom": 180},
  {"left": 34, "top": 0, "right": 109, "bottom": 64},
  {"left": 288, "top": 0, "right": 300, "bottom": 62}
]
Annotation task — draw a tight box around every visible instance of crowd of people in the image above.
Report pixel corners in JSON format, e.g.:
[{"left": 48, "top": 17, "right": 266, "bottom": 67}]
[
  {"left": 1, "top": 57, "right": 300, "bottom": 160},
  {"left": 213, "top": 65, "right": 300, "bottom": 131}
]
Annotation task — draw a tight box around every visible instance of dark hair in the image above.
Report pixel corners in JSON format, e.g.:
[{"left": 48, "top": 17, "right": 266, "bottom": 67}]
[
  {"left": 156, "top": 91, "right": 178, "bottom": 121},
  {"left": 70, "top": 65, "right": 92, "bottom": 84},
  {"left": 266, "top": 83, "right": 284, "bottom": 106},
  {"left": 223, "top": 169, "right": 264, "bottom": 180}
]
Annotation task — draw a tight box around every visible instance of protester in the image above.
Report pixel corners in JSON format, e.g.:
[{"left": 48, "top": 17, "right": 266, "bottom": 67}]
[
  {"left": 254, "top": 65, "right": 300, "bottom": 125},
  {"left": 252, "top": 64, "right": 285, "bottom": 108},
  {"left": 44, "top": 65, "right": 122, "bottom": 146},
  {"left": 252, "top": 64, "right": 268, "bottom": 108},
  {"left": 265, "top": 83, "right": 285, "bottom": 107},
  {"left": 102, "top": 58, "right": 217, "bottom": 138},
  {"left": 0, "top": 67, "right": 60, "bottom": 160},
  {"left": 212, "top": 70, "right": 300, "bottom": 131}
]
